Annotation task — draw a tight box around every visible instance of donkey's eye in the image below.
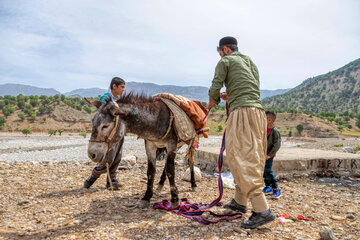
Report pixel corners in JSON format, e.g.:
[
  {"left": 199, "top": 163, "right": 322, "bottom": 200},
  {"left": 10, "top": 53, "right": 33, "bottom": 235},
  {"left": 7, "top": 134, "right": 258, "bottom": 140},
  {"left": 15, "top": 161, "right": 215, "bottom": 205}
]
[{"left": 102, "top": 125, "right": 109, "bottom": 130}]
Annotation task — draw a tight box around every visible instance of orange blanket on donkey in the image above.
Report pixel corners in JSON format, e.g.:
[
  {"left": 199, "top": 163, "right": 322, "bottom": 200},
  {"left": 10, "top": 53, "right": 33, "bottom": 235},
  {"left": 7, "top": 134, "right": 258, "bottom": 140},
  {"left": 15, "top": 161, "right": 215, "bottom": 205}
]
[{"left": 155, "top": 93, "right": 208, "bottom": 138}]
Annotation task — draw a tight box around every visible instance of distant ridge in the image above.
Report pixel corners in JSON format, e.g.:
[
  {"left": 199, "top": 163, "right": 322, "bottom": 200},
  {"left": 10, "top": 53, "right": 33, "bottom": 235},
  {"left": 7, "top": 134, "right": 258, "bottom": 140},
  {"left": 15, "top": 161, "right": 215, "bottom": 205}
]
[
  {"left": 0, "top": 83, "right": 60, "bottom": 96},
  {"left": 0, "top": 82, "right": 291, "bottom": 102}
]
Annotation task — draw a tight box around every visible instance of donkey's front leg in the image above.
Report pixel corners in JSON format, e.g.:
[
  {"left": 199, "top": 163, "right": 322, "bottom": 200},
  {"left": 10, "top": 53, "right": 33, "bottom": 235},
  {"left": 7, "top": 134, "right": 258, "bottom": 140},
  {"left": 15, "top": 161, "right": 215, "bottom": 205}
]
[
  {"left": 166, "top": 151, "right": 179, "bottom": 207},
  {"left": 140, "top": 141, "right": 157, "bottom": 209}
]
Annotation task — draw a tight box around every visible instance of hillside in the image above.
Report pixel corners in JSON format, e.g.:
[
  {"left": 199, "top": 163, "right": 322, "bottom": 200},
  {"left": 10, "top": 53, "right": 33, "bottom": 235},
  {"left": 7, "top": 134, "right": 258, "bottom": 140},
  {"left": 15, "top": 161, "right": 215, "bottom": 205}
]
[{"left": 262, "top": 58, "right": 360, "bottom": 113}]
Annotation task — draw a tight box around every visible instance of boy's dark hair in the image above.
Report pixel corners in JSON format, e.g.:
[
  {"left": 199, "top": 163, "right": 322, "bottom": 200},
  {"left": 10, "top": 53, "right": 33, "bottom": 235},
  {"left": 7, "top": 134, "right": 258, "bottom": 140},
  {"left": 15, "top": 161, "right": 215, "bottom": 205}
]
[
  {"left": 110, "top": 77, "right": 125, "bottom": 89},
  {"left": 224, "top": 44, "right": 238, "bottom": 52},
  {"left": 265, "top": 109, "right": 277, "bottom": 121}
]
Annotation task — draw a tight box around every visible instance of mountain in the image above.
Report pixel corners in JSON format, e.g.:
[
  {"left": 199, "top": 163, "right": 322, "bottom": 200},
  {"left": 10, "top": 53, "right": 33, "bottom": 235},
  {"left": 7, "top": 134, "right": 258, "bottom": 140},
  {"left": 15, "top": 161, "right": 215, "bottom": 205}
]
[
  {"left": 260, "top": 88, "right": 291, "bottom": 99},
  {"left": 0, "top": 83, "right": 60, "bottom": 96},
  {"left": 1, "top": 82, "right": 291, "bottom": 102},
  {"left": 262, "top": 58, "right": 360, "bottom": 113}
]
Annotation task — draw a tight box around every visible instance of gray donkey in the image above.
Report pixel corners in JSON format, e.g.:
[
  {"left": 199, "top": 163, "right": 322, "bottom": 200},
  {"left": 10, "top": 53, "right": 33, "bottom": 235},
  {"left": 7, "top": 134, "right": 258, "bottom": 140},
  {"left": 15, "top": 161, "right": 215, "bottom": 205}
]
[{"left": 86, "top": 93, "right": 197, "bottom": 208}]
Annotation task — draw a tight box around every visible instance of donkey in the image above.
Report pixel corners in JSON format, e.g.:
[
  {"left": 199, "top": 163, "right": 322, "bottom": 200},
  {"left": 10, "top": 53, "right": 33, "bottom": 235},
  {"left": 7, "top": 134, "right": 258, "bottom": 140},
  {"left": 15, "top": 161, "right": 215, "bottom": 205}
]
[{"left": 86, "top": 93, "right": 197, "bottom": 208}]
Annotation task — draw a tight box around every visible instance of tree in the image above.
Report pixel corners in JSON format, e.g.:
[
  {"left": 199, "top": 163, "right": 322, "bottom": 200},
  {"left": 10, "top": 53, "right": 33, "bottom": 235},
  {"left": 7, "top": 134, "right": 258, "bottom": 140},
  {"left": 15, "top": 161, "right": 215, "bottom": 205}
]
[
  {"left": 29, "top": 112, "right": 37, "bottom": 121},
  {"left": 30, "top": 98, "right": 39, "bottom": 107},
  {"left": 22, "top": 128, "right": 32, "bottom": 136},
  {"left": 296, "top": 124, "right": 304, "bottom": 135},
  {"left": 217, "top": 125, "right": 223, "bottom": 132},
  {"left": 58, "top": 129, "right": 64, "bottom": 136},
  {"left": 288, "top": 130, "right": 292, "bottom": 137}
]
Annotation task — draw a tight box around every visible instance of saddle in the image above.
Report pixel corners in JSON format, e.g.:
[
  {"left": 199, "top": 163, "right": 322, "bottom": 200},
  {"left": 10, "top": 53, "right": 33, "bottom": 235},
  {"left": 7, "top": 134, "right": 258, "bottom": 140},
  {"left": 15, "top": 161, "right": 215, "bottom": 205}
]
[{"left": 154, "top": 93, "right": 208, "bottom": 143}]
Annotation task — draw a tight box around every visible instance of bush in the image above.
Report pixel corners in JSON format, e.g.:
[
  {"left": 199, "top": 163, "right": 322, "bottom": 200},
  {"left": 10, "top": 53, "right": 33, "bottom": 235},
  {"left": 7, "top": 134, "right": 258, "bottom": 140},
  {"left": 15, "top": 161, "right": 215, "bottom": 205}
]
[
  {"left": 288, "top": 130, "right": 292, "bottom": 137},
  {"left": 18, "top": 113, "right": 25, "bottom": 121},
  {"left": 334, "top": 118, "right": 343, "bottom": 125},
  {"left": 2, "top": 106, "right": 15, "bottom": 117},
  {"left": 356, "top": 119, "right": 360, "bottom": 129},
  {"left": 334, "top": 144, "right": 344, "bottom": 147},
  {"left": 0, "top": 116, "right": 6, "bottom": 129},
  {"left": 217, "top": 125, "right": 223, "bottom": 132},
  {"left": 296, "top": 124, "right": 304, "bottom": 135},
  {"left": 354, "top": 146, "right": 360, "bottom": 152},
  {"left": 337, "top": 125, "right": 345, "bottom": 132},
  {"left": 30, "top": 98, "right": 39, "bottom": 107},
  {"left": 58, "top": 129, "right": 64, "bottom": 135},
  {"left": 79, "top": 131, "right": 87, "bottom": 138},
  {"left": 48, "top": 130, "right": 57, "bottom": 136},
  {"left": 84, "top": 106, "right": 92, "bottom": 114},
  {"left": 29, "top": 112, "right": 37, "bottom": 121},
  {"left": 22, "top": 128, "right": 31, "bottom": 135}
]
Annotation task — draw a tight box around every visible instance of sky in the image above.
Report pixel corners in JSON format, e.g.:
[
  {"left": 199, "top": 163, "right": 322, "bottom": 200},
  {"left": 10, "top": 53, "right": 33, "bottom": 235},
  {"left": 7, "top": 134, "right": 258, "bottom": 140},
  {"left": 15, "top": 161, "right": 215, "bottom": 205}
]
[{"left": 0, "top": 0, "right": 359, "bottom": 93}]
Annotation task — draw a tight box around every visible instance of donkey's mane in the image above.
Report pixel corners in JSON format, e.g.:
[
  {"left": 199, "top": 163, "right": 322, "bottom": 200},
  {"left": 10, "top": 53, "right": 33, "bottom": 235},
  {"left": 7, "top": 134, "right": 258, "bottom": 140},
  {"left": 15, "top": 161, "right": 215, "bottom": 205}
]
[{"left": 117, "top": 92, "right": 155, "bottom": 104}]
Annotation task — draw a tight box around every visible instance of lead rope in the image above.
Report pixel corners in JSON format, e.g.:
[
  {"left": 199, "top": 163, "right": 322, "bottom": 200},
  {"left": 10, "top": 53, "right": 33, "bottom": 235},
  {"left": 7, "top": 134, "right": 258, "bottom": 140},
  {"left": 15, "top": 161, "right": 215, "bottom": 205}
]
[{"left": 153, "top": 102, "right": 242, "bottom": 224}]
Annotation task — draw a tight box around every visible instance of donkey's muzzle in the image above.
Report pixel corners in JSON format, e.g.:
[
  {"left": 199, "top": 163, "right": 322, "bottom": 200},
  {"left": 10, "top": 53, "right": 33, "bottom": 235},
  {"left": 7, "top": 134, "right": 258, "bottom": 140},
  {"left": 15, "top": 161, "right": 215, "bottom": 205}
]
[{"left": 87, "top": 142, "right": 107, "bottom": 163}]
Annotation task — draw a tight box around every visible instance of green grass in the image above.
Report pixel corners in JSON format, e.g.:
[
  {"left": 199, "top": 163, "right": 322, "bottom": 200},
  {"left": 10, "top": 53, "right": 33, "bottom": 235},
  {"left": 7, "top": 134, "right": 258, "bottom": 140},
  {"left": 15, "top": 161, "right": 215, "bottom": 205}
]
[
  {"left": 334, "top": 144, "right": 344, "bottom": 147},
  {"left": 354, "top": 146, "right": 360, "bottom": 152}
]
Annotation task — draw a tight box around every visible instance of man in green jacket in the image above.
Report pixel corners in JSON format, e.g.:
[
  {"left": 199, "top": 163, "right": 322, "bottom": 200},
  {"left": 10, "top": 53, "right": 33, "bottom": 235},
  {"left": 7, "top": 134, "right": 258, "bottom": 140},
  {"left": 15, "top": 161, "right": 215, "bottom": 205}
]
[{"left": 207, "top": 36, "right": 275, "bottom": 229}]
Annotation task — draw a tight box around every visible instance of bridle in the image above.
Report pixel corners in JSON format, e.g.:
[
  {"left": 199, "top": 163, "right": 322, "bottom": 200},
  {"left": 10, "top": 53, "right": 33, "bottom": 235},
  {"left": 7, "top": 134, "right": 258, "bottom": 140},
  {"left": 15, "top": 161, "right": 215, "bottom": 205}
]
[{"left": 88, "top": 101, "right": 120, "bottom": 148}]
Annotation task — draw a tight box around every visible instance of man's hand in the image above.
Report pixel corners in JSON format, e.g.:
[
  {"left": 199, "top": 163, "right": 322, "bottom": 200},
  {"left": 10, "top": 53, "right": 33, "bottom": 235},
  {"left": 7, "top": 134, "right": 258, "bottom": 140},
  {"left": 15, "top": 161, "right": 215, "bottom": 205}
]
[
  {"left": 206, "top": 97, "right": 217, "bottom": 110},
  {"left": 266, "top": 155, "right": 272, "bottom": 160},
  {"left": 220, "top": 92, "right": 227, "bottom": 100}
]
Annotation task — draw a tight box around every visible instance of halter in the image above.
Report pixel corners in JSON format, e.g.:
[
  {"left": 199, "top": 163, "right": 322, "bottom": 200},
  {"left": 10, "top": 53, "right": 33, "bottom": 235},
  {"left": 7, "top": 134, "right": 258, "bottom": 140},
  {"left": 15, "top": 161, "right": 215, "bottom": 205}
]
[{"left": 89, "top": 101, "right": 120, "bottom": 146}]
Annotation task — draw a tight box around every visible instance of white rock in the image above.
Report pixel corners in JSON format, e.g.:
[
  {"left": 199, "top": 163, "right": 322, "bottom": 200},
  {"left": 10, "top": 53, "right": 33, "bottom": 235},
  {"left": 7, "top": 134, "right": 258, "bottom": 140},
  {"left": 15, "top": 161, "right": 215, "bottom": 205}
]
[
  {"left": 120, "top": 154, "right": 137, "bottom": 166},
  {"left": 182, "top": 167, "right": 202, "bottom": 182},
  {"left": 343, "top": 146, "right": 354, "bottom": 153}
]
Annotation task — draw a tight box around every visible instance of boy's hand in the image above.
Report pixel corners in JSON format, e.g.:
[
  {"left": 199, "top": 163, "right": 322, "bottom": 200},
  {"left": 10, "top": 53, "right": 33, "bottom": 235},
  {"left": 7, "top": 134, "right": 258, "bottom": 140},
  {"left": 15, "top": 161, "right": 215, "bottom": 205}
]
[{"left": 266, "top": 155, "right": 271, "bottom": 160}]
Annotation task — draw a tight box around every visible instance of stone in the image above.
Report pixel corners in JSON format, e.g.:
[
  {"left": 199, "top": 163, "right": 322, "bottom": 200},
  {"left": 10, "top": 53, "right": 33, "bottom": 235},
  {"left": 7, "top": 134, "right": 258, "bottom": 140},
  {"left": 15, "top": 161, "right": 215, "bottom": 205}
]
[
  {"left": 120, "top": 154, "right": 137, "bottom": 167},
  {"left": 342, "top": 146, "right": 354, "bottom": 153},
  {"left": 319, "top": 228, "right": 336, "bottom": 240},
  {"left": 17, "top": 200, "right": 30, "bottom": 206},
  {"left": 346, "top": 214, "right": 355, "bottom": 220},
  {"left": 330, "top": 215, "right": 345, "bottom": 221},
  {"left": 182, "top": 167, "right": 202, "bottom": 182}
]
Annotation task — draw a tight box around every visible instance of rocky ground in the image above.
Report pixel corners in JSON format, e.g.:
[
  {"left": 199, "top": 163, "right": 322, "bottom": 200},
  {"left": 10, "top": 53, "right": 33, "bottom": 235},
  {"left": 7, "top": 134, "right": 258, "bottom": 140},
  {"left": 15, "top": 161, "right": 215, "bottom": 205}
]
[{"left": 0, "top": 133, "right": 359, "bottom": 239}]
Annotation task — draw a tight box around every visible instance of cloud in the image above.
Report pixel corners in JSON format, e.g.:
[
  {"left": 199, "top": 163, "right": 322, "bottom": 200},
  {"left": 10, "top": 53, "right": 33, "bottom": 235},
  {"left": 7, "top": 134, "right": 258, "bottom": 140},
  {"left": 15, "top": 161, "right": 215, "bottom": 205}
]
[{"left": 0, "top": 0, "right": 359, "bottom": 92}]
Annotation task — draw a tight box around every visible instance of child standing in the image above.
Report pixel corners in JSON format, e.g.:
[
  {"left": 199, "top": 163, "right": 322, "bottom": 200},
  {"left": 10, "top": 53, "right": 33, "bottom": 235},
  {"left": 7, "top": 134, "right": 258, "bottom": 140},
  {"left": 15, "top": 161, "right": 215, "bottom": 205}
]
[{"left": 263, "top": 110, "right": 281, "bottom": 198}]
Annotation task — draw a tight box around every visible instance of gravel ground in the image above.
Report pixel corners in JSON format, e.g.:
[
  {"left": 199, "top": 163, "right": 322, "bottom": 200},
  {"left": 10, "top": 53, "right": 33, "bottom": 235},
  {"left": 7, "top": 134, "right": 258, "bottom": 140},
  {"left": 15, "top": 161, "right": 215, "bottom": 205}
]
[{"left": 0, "top": 133, "right": 359, "bottom": 239}]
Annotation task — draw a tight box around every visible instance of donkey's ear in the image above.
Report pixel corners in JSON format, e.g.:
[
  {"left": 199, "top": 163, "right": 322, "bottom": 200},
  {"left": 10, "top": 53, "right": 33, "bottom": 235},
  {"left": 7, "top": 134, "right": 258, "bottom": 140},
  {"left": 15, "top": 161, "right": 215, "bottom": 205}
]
[
  {"left": 84, "top": 97, "right": 103, "bottom": 109},
  {"left": 109, "top": 103, "right": 127, "bottom": 116}
]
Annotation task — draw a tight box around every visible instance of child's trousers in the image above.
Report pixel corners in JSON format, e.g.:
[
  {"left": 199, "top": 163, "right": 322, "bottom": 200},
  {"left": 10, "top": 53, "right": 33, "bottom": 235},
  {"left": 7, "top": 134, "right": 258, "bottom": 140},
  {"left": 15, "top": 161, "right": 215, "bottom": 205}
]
[{"left": 264, "top": 158, "right": 278, "bottom": 189}]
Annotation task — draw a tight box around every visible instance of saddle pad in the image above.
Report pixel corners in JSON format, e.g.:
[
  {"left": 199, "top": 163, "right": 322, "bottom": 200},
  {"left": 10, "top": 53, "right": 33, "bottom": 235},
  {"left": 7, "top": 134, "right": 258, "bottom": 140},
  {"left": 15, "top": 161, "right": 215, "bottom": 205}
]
[{"left": 159, "top": 97, "right": 196, "bottom": 142}]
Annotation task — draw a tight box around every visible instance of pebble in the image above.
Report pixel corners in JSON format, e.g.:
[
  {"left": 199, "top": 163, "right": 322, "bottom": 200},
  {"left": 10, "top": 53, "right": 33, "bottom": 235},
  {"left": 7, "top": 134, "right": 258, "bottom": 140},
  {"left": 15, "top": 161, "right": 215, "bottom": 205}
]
[
  {"left": 330, "top": 215, "right": 345, "bottom": 221},
  {"left": 346, "top": 214, "right": 356, "bottom": 220},
  {"left": 191, "top": 222, "right": 200, "bottom": 228},
  {"left": 319, "top": 228, "right": 336, "bottom": 240}
]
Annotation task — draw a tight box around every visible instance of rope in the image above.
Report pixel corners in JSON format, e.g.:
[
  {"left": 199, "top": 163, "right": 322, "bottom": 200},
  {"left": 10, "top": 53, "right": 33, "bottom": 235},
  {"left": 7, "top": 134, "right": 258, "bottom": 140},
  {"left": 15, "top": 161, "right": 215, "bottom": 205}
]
[{"left": 153, "top": 104, "right": 243, "bottom": 224}]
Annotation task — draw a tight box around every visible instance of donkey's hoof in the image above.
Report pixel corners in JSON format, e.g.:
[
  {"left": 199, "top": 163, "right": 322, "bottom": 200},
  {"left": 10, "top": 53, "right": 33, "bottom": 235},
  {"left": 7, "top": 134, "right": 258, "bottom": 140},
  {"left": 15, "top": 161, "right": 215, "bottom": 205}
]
[
  {"left": 191, "top": 187, "right": 197, "bottom": 192},
  {"left": 140, "top": 200, "right": 150, "bottom": 209},
  {"left": 155, "top": 185, "right": 164, "bottom": 195}
]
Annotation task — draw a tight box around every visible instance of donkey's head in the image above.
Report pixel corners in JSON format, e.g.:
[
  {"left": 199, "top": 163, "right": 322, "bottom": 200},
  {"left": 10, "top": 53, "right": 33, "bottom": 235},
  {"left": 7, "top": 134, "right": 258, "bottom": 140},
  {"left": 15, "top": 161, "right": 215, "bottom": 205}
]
[{"left": 85, "top": 98, "right": 127, "bottom": 163}]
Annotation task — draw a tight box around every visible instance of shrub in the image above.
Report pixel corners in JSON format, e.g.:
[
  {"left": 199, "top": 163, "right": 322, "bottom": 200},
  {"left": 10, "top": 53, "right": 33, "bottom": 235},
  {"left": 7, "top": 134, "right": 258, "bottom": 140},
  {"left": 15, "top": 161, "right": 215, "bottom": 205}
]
[
  {"left": 217, "top": 125, "right": 223, "bottom": 132},
  {"left": 22, "top": 128, "right": 31, "bottom": 136},
  {"left": 356, "top": 119, "right": 360, "bottom": 128},
  {"left": 30, "top": 98, "right": 39, "bottom": 107},
  {"left": 48, "top": 130, "right": 57, "bottom": 136},
  {"left": 288, "top": 130, "right": 292, "bottom": 137},
  {"left": 84, "top": 106, "right": 92, "bottom": 114},
  {"left": 29, "top": 112, "right": 36, "bottom": 121},
  {"left": 0, "top": 116, "right": 5, "bottom": 129},
  {"left": 337, "top": 125, "right": 345, "bottom": 132},
  {"left": 2, "top": 106, "right": 14, "bottom": 117},
  {"left": 334, "top": 144, "right": 344, "bottom": 147},
  {"left": 18, "top": 113, "right": 25, "bottom": 121},
  {"left": 79, "top": 131, "right": 87, "bottom": 138},
  {"left": 58, "top": 129, "right": 64, "bottom": 136},
  {"left": 354, "top": 146, "right": 360, "bottom": 152},
  {"left": 296, "top": 124, "right": 304, "bottom": 135},
  {"left": 334, "top": 118, "right": 343, "bottom": 125}
]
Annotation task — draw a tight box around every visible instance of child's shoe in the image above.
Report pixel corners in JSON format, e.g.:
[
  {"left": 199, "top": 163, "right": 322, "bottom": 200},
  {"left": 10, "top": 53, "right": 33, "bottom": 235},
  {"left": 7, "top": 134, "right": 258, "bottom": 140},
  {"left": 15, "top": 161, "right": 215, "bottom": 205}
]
[
  {"left": 262, "top": 186, "right": 272, "bottom": 195},
  {"left": 271, "top": 189, "right": 281, "bottom": 199}
]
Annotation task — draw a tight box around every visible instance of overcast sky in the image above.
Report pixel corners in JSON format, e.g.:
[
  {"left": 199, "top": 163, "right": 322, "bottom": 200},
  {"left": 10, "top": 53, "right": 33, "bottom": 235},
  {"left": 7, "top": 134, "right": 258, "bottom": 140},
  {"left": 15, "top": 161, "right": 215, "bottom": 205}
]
[{"left": 0, "top": 0, "right": 359, "bottom": 93}]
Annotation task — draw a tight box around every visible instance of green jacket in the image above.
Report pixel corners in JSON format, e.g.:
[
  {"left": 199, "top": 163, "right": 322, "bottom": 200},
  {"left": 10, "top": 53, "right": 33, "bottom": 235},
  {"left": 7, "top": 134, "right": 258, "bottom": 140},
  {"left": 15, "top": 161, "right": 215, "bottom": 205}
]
[
  {"left": 209, "top": 51, "right": 263, "bottom": 113},
  {"left": 267, "top": 126, "right": 281, "bottom": 157}
]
